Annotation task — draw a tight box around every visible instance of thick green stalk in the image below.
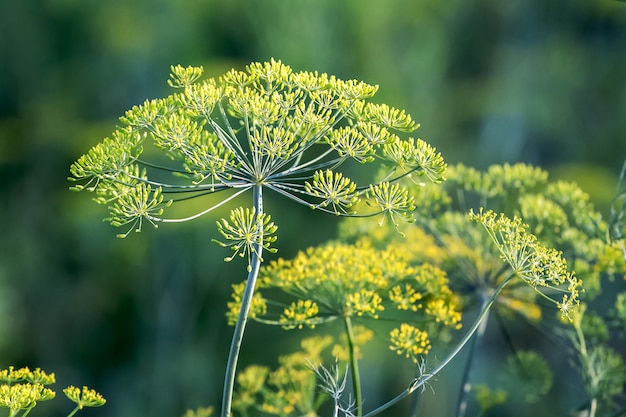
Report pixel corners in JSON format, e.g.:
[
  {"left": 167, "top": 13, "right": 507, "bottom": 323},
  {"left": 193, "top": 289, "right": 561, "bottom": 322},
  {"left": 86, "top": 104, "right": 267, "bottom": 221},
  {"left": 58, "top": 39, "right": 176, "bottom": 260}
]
[
  {"left": 221, "top": 185, "right": 264, "bottom": 417},
  {"left": 344, "top": 316, "right": 363, "bottom": 417},
  {"left": 455, "top": 292, "right": 491, "bottom": 417},
  {"left": 362, "top": 276, "right": 513, "bottom": 417}
]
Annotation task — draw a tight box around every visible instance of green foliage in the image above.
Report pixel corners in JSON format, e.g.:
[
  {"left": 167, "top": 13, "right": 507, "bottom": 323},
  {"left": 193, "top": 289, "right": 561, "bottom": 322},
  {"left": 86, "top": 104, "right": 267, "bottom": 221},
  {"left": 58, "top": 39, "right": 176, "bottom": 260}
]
[
  {"left": 472, "top": 385, "right": 507, "bottom": 415},
  {"left": 471, "top": 351, "right": 553, "bottom": 414},
  {"left": 608, "top": 161, "right": 626, "bottom": 267},
  {"left": 562, "top": 303, "right": 626, "bottom": 415},
  {"left": 500, "top": 351, "right": 553, "bottom": 404}
]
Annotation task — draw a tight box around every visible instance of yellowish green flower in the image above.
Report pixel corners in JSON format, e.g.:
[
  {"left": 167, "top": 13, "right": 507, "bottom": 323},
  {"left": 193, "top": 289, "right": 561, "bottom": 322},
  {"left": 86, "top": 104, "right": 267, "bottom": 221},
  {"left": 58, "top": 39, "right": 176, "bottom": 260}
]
[
  {"left": 213, "top": 207, "right": 278, "bottom": 270},
  {"left": 389, "top": 323, "right": 431, "bottom": 363},
  {"left": 469, "top": 209, "right": 581, "bottom": 320},
  {"left": 345, "top": 289, "right": 384, "bottom": 318},
  {"left": 280, "top": 299, "right": 320, "bottom": 329},
  {"left": 0, "top": 383, "right": 55, "bottom": 410},
  {"left": 228, "top": 238, "right": 462, "bottom": 363},
  {"left": 472, "top": 385, "right": 508, "bottom": 414},
  {"left": 71, "top": 59, "right": 445, "bottom": 270},
  {"left": 500, "top": 351, "right": 553, "bottom": 404},
  {"left": 25, "top": 368, "right": 56, "bottom": 386},
  {"left": 0, "top": 367, "right": 55, "bottom": 386},
  {"left": 63, "top": 385, "right": 106, "bottom": 410},
  {"left": 70, "top": 60, "right": 448, "bottom": 417}
]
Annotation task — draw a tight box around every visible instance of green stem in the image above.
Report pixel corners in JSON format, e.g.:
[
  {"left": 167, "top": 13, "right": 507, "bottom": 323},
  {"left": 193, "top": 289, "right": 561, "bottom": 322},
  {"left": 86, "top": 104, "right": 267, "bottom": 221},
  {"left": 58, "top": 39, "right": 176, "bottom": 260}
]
[
  {"left": 573, "top": 317, "right": 598, "bottom": 417},
  {"left": 344, "top": 316, "right": 363, "bottom": 417},
  {"left": 455, "top": 292, "right": 491, "bottom": 417},
  {"left": 66, "top": 406, "right": 81, "bottom": 417},
  {"left": 221, "top": 185, "right": 264, "bottom": 417},
  {"left": 362, "top": 276, "right": 512, "bottom": 417}
]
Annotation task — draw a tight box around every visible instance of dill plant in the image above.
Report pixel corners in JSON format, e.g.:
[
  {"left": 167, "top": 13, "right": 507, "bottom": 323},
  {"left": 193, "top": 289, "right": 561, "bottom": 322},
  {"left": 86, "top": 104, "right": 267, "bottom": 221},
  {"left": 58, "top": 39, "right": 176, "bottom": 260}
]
[
  {"left": 337, "top": 162, "right": 626, "bottom": 416},
  {"left": 69, "top": 59, "right": 446, "bottom": 417},
  {"left": 228, "top": 238, "right": 463, "bottom": 415},
  {"left": 0, "top": 366, "right": 105, "bottom": 417},
  {"left": 226, "top": 163, "right": 588, "bottom": 417}
]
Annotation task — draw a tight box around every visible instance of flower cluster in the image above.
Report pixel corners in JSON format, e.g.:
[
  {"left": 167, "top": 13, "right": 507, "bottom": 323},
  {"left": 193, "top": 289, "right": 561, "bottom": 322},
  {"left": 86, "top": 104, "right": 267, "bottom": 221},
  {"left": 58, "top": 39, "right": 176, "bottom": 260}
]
[
  {"left": 233, "top": 335, "right": 343, "bottom": 416},
  {"left": 227, "top": 238, "right": 462, "bottom": 363},
  {"left": 63, "top": 386, "right": 106, "bottom": 410},
  {"left": 442, "top": 163, "right": 623, "bottom": 297},
  {"left": 0, "top": 366, "right": 105, "bottom": 417},
  {"left": 70, "top": 59, "right": 445, "bottom": 270},
  {"left": 469, "top": 209, "right": 581, "bottom": 320},
  {"left": 213, "top": 207, "right": 278, "bottom": 271},
  {"left": 0, "top": 367, "right": 56, "bottom": 413},
  {"left": 344, "top": 163, "right": 626, "bottom": 323}
]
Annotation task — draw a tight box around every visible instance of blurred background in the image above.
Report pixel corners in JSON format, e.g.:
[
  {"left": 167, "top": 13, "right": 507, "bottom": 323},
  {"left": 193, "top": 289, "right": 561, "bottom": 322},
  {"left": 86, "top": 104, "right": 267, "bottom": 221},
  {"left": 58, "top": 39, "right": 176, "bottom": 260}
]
[{"left": 1, "top": 1, "right": 625, "bottom": 416}]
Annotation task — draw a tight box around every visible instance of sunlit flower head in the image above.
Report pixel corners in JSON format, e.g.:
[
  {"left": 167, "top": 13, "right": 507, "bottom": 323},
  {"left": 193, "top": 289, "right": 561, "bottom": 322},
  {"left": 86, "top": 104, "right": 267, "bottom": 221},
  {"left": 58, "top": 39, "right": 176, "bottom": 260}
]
[{"left": 70, "top": 59, "right": 446, "bottom": 270}]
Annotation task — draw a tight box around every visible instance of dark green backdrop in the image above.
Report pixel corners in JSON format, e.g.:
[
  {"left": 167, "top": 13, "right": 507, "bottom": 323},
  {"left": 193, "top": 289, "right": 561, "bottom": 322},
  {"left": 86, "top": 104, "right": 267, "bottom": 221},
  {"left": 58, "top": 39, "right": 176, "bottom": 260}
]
[{"left": 1, "top": 1, "right": 625, "bottom": 416}]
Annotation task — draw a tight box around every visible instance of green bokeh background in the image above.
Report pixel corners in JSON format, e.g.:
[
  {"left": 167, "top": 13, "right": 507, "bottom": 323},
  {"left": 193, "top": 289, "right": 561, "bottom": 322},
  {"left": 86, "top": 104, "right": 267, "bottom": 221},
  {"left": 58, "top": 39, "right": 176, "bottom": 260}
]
[{"left": 1, "top": 1, "right": 625, "bottom": 416}]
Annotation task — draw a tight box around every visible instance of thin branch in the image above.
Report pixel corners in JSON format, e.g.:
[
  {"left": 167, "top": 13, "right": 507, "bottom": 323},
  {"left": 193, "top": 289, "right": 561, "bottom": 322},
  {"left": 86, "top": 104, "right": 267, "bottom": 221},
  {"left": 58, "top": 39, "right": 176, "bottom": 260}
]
[
  {"left": 362, "top": 275, "right": 514, "bottom": 417},
  {"left": 155, "top": 187, "right": 250, "bottom": 223}
]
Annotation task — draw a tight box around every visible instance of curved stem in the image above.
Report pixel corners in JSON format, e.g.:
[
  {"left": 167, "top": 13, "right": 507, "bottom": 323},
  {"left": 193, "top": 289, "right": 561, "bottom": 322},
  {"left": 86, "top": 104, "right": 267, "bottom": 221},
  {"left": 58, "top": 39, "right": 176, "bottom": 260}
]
[
  {"left": 344, "top": 316, "right": 363, "bottom": 417},
  {"left": 455, "top": 292, "right": 491, "bottom": 417},
  {"left": 221, "top": 185, "right": 264, "bottom": 417},
  {"left": 156, "top": 187, "right": 251, "bottom": 223},
  {"left": 363, "top": 276, "right": 513, "bottom": 417}
]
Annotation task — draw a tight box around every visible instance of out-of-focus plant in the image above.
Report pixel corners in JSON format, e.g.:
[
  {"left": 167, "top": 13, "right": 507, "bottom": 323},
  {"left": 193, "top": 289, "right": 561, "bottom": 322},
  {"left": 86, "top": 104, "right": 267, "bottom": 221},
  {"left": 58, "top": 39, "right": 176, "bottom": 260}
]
[
  {"left": 68, "top": 55, "right": 625, "bottom": 416},
  {"left": 181, "top": 406, "right": 214, "bottom": 417},
  {"left": 553, "top": 162, "right": 626, "bottom": 417},
  {"left": 0, "top": 366, "right": 105, "bottom": 417},
  {"left": 336, "top": 162, "right": 626, "bottom": 416},
  {"left": 69, "top": 59, "right": 446, "bottom": 417},
  {"left": 226, "top": 163, "right": 585, "bottom": 417}
]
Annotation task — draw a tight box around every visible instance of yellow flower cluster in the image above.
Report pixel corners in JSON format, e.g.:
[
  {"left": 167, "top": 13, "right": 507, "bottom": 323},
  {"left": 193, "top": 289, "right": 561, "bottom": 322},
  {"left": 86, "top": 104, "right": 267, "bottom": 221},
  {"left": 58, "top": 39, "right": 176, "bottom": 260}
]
[
  {"left": 0, "top": 366, "right": 105, "bottom": 416},
  {"left": 280, "top": 299, "right": 320, "bottom": 329},
  {"left": 0, "top": 367, "right": 55, "bottom": 385},
  {"left": 226, "top": 281, "right": 267, "bottom": 326},
  {"left": 389, "top": 323, "right": 432, "bottom": 362},
  {"left": 470, "top": 209, "right": 582, "bottom": 320},
  {"left": 228, "top": 238, "right": 462, "bottom": 363},
  {"left": 71, "top": 59, "right": 446, "bottom": 250},
  {"left": 63, "top": 385, "right": 106, "bottom": 409},
  {"left": 345, "top": 289, "right": 384, "bottom": 318},
  {"left": 0, "top": 367, "right": 56, "bottom": 412},
  {"left": 0, "top": 383, "right": 55, "bottom": 411}
]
